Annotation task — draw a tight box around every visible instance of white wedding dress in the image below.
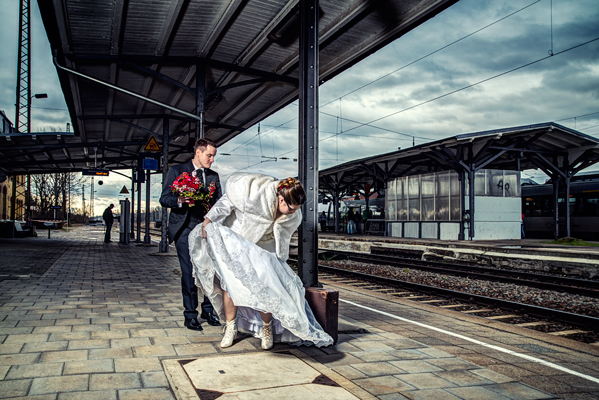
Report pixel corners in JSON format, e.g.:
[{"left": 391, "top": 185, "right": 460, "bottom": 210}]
[{"left": 189, "top": 222, "right": 333, "bottom": 347}]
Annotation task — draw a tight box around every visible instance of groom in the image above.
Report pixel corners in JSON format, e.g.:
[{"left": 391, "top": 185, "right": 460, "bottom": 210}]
[{"left": 160, "top": 138, "right": 222, "bottom": 330}]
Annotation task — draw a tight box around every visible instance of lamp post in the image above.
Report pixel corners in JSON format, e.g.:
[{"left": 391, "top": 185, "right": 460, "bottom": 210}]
[{"left": 28, "top": 93, "right": 48, "bottom": 132}]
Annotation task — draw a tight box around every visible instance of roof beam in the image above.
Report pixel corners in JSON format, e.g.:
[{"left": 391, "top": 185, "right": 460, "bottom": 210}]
[
  {"left": 122, "top": 61, "right": 195, "bottom": 94},
  {"left": 275, "top": 0, "right": 371, "bottom": 75},
  {"left": 65, "top": 55, "right": 298, "bottom": 85},
  {"left": 79, "top": 113, "right": 194, "bottom": 121},
  {"left": 237, "top": 0, "right": 299, "bottom": 67},
  {"left": 109, "top": 0, "right": 127, "bottom": 55},
  {"left": 156, "top": 0, "right": 188, "bottom": 56},
  {"left": 320, "top": 0, "right": 457, "bottom": 79},
  {"left": 2, "top": 140, "right": 145, "bottom": 151},
  {"left": 0, "top": 155, "right": 138, "bottom": 169},
  {"left": 198, "top": 0, "right": 245, "bottom": 57}
]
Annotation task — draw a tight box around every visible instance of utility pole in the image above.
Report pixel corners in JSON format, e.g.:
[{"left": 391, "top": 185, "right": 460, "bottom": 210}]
[
  {"left": 90, "top": 177, "right": 94, "bottom": 217},
  {"left": 82, "top": 184, "right": 86, "bottom": 219}
]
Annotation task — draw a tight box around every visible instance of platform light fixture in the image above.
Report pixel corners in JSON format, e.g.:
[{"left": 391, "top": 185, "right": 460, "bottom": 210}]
[{"left": 29, "top": 93, "right": 48, "bottom": 140}]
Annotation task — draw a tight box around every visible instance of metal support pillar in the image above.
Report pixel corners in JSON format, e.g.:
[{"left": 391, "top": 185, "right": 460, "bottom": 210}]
[
  {"left": 563, "top": 156, "right": 571, "bottom": 238},
  {"left": 144, "top": 170, "right": 151, "bottom": 244},
  {"left": 564, "top": 175, "right": 571, "bottom": 238},
  {"left": 552, "top": 178, "right": 559, "bottom": 238},
  {"left": 468, "top": 170, "right": 475, "bottom": 240},
  {"left": 458, "top": 171, "right": 465, "bottom": 240},
  {"left": 159, "top": 120, "right": 170, "bottom": 252},
  {"left": 297, "top": 0, "right": 319, "bottom": 288},
  {"left": 10, "top": 176, "right": 16, "bottom": 221},
  {"left": 136, "top": 172, "right": 142, "bottom": 242},
  {"left": 26, "top": 174, "right": 31, "bottom": 224},
  {"left": 334, "top": 189, "right": 339, "bottom": 234},
  {"left": 130, "top": 171, "right": 135, "bottom": 239},
  {"left": 196, "top": 62, "right": 205, "bottom": 140}
]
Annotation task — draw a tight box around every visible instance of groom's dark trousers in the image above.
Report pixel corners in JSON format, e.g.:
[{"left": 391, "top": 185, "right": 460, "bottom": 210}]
[{"left": 160, "top": 161, "right": 222, "bottom": 321}]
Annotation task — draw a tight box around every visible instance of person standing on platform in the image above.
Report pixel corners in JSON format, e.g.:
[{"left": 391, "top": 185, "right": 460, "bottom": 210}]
[
  {"left": 160, "top": 138, "right": 222, "bottom": 331},
  {"left": 102, "top": 204, "right": 114, "bottom": 243},
  {"left": 347, "top": 209, "right": 355, "bottom": 234},
  {"left": 355, "top": 210, "right": 362, "bottom": 234},
  {"left": 362, "top": 207, "right": 371, "bottom": 234},
  {"left": 319, "top": 211, "right": 327, "bottom": 232}
]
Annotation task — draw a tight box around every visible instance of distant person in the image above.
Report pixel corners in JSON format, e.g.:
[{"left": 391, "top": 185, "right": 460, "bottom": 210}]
[
  {"left": 362, "top": 208, "right": 372, "bottom": 234},
  {"left": 319, "top": 211, "right": 327, "bottom": 232},
  {"left": 521, "top": 213, "right": 525, "bottom": 239},
  {"left": 355, "top": 210, "right": 363, "bottom": 234},
  {"left": 347, "top": 209, "right": 355, "bottom": 234},
  {"left": 102, "top": 204, "right": 115, "bottom": 243}
]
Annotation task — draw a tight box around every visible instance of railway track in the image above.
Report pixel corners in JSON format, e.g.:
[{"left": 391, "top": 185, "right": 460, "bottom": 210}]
[
  {"left": 288, "top": 253, "right": 599, "bottom": 344},
  {"left": 318, "top": 248, "right": 599, "bottom": 298}
]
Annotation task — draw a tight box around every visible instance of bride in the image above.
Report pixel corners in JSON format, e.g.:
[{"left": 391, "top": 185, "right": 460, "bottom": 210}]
[{"left": 189, "top": 172, "right": 333, "bottom": 350}]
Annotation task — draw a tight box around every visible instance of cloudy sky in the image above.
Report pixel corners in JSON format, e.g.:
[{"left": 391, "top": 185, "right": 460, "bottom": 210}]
[{"left": 1, "top": 0, "right": 598, "bottom": 217}]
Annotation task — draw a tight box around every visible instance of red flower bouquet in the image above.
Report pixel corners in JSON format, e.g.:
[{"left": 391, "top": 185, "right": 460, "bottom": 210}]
[{"left": 170, "top": 171, "right": 216, "bottom": 210}]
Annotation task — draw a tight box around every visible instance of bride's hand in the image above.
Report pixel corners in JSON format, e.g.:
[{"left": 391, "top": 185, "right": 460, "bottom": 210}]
[{"left": 201, "top": 218, "right": 212, "bottom": 239}]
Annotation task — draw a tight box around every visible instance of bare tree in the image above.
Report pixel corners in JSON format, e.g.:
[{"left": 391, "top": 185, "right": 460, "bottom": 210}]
[{"left": 29, "top": 126, "right": 90, "bottom": 221}]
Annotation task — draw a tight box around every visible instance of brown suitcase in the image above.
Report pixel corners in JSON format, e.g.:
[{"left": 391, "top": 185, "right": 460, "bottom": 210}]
[{"left": 305, "top": 287, "right": 339, "bottom": 345}]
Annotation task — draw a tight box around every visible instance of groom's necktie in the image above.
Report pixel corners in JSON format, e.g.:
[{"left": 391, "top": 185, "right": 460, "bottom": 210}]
[{"left": 196, "top": 169, "right": 205, "bottom": 185}]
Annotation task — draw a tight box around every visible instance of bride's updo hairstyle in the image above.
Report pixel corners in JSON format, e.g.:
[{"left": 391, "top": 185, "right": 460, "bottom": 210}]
[{"left": 277, "top": 178, "right": 306, "bottom": 206}]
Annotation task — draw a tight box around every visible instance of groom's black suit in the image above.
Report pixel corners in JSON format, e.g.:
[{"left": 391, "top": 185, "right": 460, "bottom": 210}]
[{"left": 160, "top": 160, "right": 222, "bottom": 321}]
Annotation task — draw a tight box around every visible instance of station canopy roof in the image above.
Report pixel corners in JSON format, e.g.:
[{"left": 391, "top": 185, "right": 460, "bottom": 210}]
[
  {"left": 319, "top": 122, "right": 599, "bottom": 196},
  {"left": 0, "top": 0, "right": 458, "bottom": 175}
]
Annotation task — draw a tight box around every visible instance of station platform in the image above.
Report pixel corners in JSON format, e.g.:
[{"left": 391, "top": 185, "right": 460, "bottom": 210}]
[
  {"left": 1, "top": 226, "right": 598, "bottom": 399},
  {"left": 312, "top": 233, "right": 599, "bottom": 279}
]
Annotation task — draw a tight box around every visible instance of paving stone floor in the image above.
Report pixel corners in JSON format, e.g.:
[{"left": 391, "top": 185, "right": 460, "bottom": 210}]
[{"left": 0, "top": 226, "right": 577, "bottom": 399}]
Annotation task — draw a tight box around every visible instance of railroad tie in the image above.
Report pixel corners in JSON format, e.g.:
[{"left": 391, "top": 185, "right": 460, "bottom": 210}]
[
  {"left": 465, "top": 309, "right": 494, "bottom": 314},
  {"left": 486, "top": 314, "right": 519, "bottom": 320},
  {"left": 515, "top": 321, "right": 557, "bottom": 327},
  {"left": 548, "top": 329, "right": 593, "bottom": 337}
]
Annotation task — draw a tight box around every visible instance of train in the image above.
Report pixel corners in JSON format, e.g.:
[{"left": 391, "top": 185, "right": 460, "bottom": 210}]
[{"left": 522, "top": 172, "right": 599, "bottom": 240}]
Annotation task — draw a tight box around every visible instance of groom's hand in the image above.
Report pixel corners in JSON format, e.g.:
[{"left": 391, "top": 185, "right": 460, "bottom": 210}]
[
  {"left": 201, "top": 218, "right": 212, "bottom": 239},
  {"left": 177, "top": 196, "right": 194, "bottom": 205}
]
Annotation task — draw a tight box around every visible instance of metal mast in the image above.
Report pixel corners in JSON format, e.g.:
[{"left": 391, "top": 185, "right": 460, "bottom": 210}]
[
  {"left": 11, "top": 0, "right": 31, "bottom": 224},
  {"left": 15, "top": 0, "right": 30, "bottom": 134}
]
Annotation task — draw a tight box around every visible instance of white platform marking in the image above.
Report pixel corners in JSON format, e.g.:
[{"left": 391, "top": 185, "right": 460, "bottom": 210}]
[{"left": 341, "top": 299, "right": 599, "bottom": 384}]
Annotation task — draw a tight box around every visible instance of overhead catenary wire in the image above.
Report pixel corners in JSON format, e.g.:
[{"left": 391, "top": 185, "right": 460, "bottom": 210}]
[
  {"left": 222, "top": 1, "right": 543, "bottom": 158},
  {"left": 319, "top": 0, "right": 543, "bottom": 109},
  {"left": 556, "top": 111, "right": 599, "bottom": 122},
  {"left": 335, "top": 36, "right": 599, "bottom": 136},
  {"left": 267, "top": 36, "right": 599, "bottom": 160}
]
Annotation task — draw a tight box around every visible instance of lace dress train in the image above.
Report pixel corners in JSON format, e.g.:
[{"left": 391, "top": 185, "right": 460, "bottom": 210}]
[{"left": 189, "top": 222, "right": 333, "bottom": 347}]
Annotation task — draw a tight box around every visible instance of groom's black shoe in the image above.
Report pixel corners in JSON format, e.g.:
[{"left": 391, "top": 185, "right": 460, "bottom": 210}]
[
  {"left": 201, "top": 312, "right": 221, "bottom": 326},
  {"left": 184, "top": 318, "right": 203, "bottom": 331}
]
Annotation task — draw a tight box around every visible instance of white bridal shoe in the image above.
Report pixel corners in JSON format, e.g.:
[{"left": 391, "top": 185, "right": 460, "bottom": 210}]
[
  {"left": 220, "top": 320, "right": 237, "bottom": 348},
  {"left": 261, "top": 320, "right": 274, "bottom": 350}
]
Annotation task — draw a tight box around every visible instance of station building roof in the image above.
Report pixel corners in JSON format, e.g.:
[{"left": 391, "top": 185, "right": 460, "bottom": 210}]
[
  {"left": 0, "top": 0, "right": 458, "bottom": 175},
  {"left": 319, "top": 122, "right": 599, "bottom": 195}
]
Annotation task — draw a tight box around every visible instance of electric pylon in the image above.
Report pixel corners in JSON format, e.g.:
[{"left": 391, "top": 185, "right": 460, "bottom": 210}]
[{"left": 15, "top": 0, "right": 30, "bottom": 134}]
